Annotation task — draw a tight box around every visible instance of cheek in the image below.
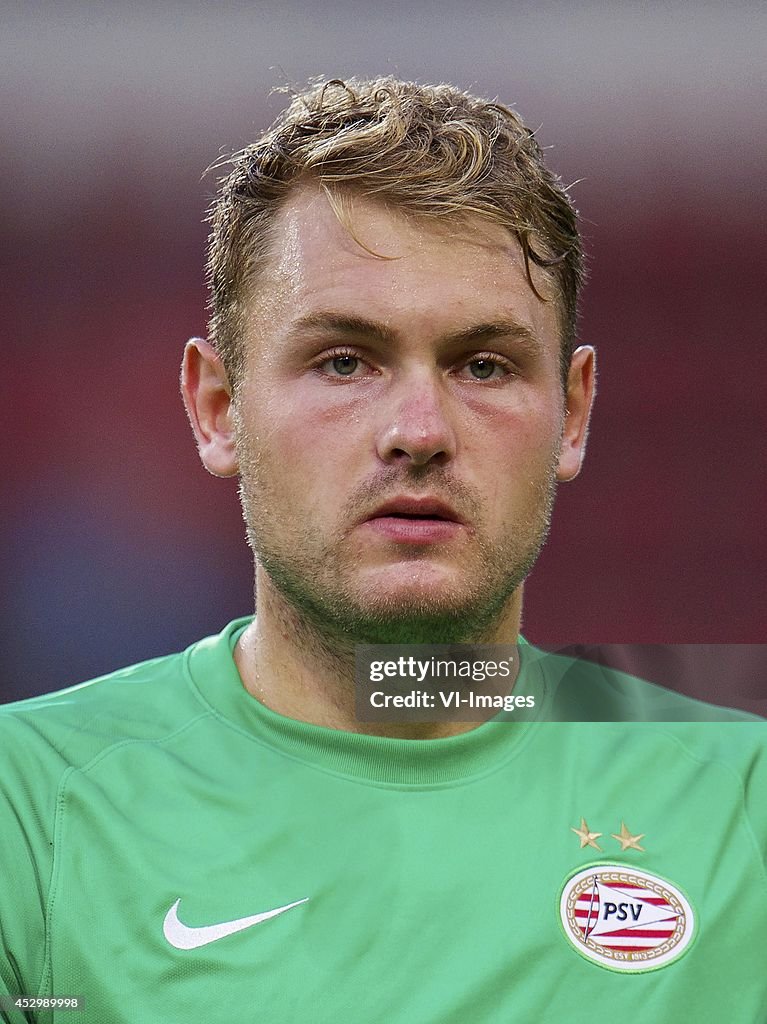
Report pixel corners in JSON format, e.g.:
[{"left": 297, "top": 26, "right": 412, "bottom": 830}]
[
  {"left": 463, "top": 406, "right": 562, "bottom": 522},
  {"left": 238, "top": 385, "right": 371, "bottom": 503},
  {"left": 461, "top": 393, "right": 563, "bottom": 471}
]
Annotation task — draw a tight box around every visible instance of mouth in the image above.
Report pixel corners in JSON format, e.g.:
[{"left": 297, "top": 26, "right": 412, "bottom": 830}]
[
  {"left": 361, "top": 497, "right": 467, "bottom": 543},
  {"left": 366, "top": 497, "right": 465, "bottom": 524}
]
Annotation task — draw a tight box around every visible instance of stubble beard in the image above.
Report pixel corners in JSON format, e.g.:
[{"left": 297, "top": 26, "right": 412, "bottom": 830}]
[{"left": 235, "top": 437, "right": 559, "bottom": 651}]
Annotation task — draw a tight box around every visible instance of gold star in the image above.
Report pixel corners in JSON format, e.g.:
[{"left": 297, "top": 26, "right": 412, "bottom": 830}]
[
  {"left": 611, "top": 821, "right": 645, "bottom": 852},
  {"left": 571, "top": 817, "right": 603, "bottom": 850}
]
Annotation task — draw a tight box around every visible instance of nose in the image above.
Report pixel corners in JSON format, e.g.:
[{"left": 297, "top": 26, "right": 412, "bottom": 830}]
[{"left": 375, "top": 374, "right": 457, "bottom": 467}]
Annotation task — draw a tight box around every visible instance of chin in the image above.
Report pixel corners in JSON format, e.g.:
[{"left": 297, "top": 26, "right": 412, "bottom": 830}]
[
  {"left": 347, "top": 578, "right": 507, "bottom": 640},
  {"left": 342, "top": 601, "right": 505, "bottom": 646},
  {"left": 354, "top": 559, "right": 466, "bottom": 593},
  {"left": 354, "top": 583, "right": 468, "bottom": 617}
]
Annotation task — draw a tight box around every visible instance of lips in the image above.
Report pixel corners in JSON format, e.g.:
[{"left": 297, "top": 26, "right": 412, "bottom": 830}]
[
  {"left": 359, "top": 496, "right": 467, "bottom": 545},
  {"left": 366, "top": 497, "right": 465, "bottom": 525}
]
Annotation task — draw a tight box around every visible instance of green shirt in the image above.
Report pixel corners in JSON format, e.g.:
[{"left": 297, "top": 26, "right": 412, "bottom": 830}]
[{"left": 1, "top": 619, "right": 765, "bottom": 1022}]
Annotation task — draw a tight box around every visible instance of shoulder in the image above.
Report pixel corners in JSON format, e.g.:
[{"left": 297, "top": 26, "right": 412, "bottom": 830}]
[
  {"left": 524, "top": 644, "right": 765, "bottom": 725},
  {"left": 525, "top": 642, "right": 767, "bottom": 857},
  {"left": 0, "top": 620, "right": 244, "bottom": 997},
  {"left": 0, "top": 646, "right": 199, "bottom": 859},
  {"left": 526, "top": 641, "right": 767, "bottom": 809},
  {"left": 0, "top": 616, "right": 251, "bottom": 779},
  {"left": 0, "top": 649, "right": 192, "bottom": 773}
]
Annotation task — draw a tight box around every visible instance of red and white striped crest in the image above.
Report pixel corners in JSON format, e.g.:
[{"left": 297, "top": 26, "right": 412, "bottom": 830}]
[{"left": 560, "top": 865, "right": 695, "bottom": 971}]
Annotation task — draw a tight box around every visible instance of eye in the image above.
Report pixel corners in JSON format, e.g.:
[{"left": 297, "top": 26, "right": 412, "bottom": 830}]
[
  {"left": 456, "top": 355, "right": 511, "bottom": 381},
  {"left": 330, "top": 354, "right": 359, "bottom": 376},
  {"left": 315, "top": 349, "right": 371, "bottom": 378}
]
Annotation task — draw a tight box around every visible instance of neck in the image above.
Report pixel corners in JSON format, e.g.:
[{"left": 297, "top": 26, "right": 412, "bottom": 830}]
[{"left": 233, "top": 566, "right": 524, "bottom": 739}]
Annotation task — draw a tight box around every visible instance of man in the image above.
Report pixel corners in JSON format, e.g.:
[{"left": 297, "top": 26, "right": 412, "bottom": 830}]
[{"left": 1, "top": 77, "right": 765, "bottom": 1023}]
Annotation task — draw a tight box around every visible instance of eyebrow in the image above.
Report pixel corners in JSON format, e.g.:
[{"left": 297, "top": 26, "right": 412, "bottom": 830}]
[{"left": 283, "top": 311, "right": 544, "bottom": 354}]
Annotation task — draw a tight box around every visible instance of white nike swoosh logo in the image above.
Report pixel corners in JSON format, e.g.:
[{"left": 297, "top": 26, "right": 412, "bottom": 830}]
[{"left": 163, "top": 896, "right": 309, "bottom": 950}]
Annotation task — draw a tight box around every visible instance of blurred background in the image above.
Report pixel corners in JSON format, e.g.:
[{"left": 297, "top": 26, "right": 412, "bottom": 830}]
[{"left": 2, "top": 1, "right": 765, "bottom": 707}]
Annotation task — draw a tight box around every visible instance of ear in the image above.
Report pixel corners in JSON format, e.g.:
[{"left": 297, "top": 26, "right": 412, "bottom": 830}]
[
  {"left": 556, "top": 345, "right": 596, "bottom": 482},
  {"left": 180, "top": 338, "right": 239, "bottom": 478}
]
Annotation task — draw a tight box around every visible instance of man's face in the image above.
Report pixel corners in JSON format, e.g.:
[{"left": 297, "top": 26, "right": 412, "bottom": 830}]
[{"left": 231, "top": 185, "right": 585, "bottom": 644}]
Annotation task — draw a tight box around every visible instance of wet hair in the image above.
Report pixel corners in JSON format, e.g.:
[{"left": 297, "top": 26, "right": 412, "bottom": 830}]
[{"left": 206, "top": 76, "right": 584, "bottom": 385}]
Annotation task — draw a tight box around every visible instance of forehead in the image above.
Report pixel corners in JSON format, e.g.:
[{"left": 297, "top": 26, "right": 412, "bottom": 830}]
[{"left": 244, "top": 184, "right": 560, "bottom": 351}]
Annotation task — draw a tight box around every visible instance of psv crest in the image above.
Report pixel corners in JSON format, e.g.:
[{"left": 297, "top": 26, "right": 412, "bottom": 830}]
[{"left": 559, "top": 865, "right": 695, "bottom": 972}]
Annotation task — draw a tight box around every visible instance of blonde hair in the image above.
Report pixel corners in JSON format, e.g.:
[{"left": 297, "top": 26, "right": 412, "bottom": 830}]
[{"left": 206, "top": 76, "right": 584, "bottom": 384}]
